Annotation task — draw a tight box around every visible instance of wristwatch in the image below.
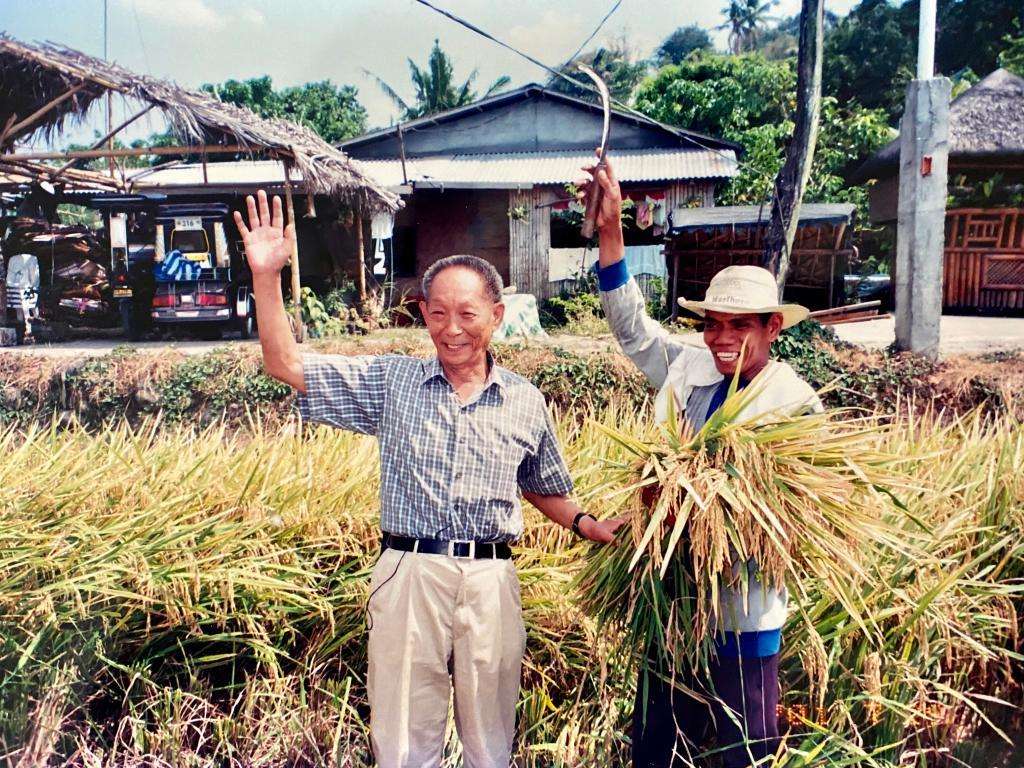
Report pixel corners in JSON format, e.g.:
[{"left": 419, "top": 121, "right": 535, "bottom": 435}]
[{"left": 572, "top": 512, "right": 597, "bottom": 537}]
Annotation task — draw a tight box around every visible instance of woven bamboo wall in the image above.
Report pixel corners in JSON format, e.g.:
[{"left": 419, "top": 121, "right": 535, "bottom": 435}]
[{"left": 943, "top": 208, "right": 1024, "bottom": 312}]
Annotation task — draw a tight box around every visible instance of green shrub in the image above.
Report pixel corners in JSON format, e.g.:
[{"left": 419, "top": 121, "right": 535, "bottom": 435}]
[
  {"left": 528, "top": 348, "right": 650, "bottom": 411},
  {"left": 156, "top": 349, "right": 290, "bottom": 422},
  {"left": 298, "top": 288, "right": 348, "bottom": 339},
  {"left": 771, "top": 319, "right": 849, "bottom": 391}
]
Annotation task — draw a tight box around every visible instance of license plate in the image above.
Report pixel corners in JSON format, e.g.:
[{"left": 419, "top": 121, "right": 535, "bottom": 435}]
[
  {"left": 185, "top": 253, "right": 209, "bottom": 263},
  {"left": 113, "top": 288, "right": 133, "bottom": 298},
  {"left": 181, "top": 294, "right": 194, "bottom": 303},
  {"left": 176, "top": 311, "right": 199, "bottom": 318},
  {"left": 174, "top": 217, "right": 202, "bottom": 230}
]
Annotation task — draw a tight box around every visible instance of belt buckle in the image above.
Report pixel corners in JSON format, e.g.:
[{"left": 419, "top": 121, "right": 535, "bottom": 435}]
[{"left": 448, "top": 540, "right": 475, "bottom": 559}]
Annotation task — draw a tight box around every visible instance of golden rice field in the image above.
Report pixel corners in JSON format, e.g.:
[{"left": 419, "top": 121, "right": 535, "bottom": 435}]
[{"left": 0, "top": 402, "right": 1022, "bottom": 767}]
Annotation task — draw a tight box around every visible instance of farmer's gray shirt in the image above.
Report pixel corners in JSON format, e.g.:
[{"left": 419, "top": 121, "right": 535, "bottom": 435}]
[
  {"left": 601, "top": 273, "right": 793, "bottom": 633},
  {"left": 685, "top": 384, "right": 723, "bottom": 432},
  {"left": 297, "top": 354, "right": 573, "bottom": 542}
]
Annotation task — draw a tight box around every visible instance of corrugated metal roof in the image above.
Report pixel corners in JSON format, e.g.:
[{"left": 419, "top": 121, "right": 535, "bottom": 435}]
[
  {"left": 669, "top": 203, "right": 856, "bottom": 231},
  {"left": 356, "top": 148, "right": 738, "bottom": 189},
  {"left": 127, "top": 160, "right": 304, "bottom": 188},
  {"left": 124, "top": 148, "right": 737, "bottom": 193}
]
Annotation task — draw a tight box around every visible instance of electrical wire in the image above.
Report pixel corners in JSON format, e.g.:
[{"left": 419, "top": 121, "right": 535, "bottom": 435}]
[
  {"left": 410, "top": 0, "right": 802, "bottom": 247},
  {"left": 561, "top": 0, "right": 623, "bottom": 68},
  {"left": 411, "top": 0, "right": 599, "bottom": 97},
  {"left": 131, "top": 0, "right": 154, "bottom": 75},
  {"left": 411, "top": 0, "right": 754, "bottom": 177}
]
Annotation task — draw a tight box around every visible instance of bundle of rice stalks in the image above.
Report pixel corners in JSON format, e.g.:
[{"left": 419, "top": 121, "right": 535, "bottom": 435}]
[{"left": 576, "top": 378, "right": 923, "bottom": 674}]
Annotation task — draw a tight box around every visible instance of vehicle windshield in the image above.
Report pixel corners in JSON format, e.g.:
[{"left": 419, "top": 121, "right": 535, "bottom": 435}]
[{"left": 171, "top": 228, "right": 209, "bottom": 253}]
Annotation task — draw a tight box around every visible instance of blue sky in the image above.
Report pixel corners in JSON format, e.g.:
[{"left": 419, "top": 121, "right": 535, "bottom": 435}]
[{"left": 1, "top": 0, "right": 860, "bottom": 146}]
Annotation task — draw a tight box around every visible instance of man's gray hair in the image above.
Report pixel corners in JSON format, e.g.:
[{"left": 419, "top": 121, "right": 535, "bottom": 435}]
[{"left": 422, "top": 254, "right": 504, "bottom": 303}]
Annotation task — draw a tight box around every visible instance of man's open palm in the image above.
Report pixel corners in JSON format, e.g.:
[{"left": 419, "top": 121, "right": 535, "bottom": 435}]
[{"left": 233, "top": 190, "right": 294, "bottom": 276}]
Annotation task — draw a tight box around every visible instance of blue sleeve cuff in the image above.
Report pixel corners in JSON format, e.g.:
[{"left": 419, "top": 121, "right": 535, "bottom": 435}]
[{"left": 597, "top": 259, "right": 630, "bottom": 292}]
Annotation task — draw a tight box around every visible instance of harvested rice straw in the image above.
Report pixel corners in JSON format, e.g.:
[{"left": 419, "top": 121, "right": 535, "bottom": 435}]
[{"left": 576, "top": 374, "right": 924, "bottom": 675}]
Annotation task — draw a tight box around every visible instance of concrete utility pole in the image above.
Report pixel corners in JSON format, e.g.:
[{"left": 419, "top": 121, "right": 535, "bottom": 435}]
[
  {"left": 762, "top": 0, "right": 824, "bottom": 298},
  {"left": 894, "top": 0, "right": 950, "bottom": 359}
]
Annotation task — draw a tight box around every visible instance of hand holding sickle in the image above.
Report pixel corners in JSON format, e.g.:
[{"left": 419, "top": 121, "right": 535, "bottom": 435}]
[{"left": 576, "top": 64, "right": 614, "bottom": 239}]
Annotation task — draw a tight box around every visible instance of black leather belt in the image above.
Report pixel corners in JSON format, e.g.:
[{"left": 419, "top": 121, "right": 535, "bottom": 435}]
[{"left": 381, "top": 533, "right": 512, "bottom": 560}]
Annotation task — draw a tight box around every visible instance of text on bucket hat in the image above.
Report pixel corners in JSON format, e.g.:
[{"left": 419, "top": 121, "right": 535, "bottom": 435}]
[{"left": 677, "top": 265, "right": 809, "bottom": 329}]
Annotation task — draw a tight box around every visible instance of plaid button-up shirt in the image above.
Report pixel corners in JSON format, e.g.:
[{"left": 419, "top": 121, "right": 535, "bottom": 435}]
[{"left": 297, "top": 353, "right": 574, "bottom": 542}]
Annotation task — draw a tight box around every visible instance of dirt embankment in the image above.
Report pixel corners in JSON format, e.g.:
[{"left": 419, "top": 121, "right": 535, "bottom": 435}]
[{"left": 0, "top": 334, "right": 1021, "bottom": 429}]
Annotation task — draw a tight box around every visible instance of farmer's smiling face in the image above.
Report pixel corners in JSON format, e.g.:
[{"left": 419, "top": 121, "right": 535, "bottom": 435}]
[
  {"left": 703, "top": 310, "right": 783, "bottom": 379},
  {"left": 420, "top": 266, "right": 504, "bottom": 370}
]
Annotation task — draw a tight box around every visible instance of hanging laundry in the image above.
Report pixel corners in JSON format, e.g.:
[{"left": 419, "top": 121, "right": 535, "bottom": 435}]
[
  {"left": 371, "top": 212, "right": 395, "bottom": 277},
  {"left": 636, "top": 200, "right": 654, "bottom": 230},
  {"left": 371, "top": 212, "right": 395, "bottom": 240},
  {"left": 622, "top": 245, "right": 667, "bottom": 280},
  {"left": 651, "top": 197, "right": 666, "bottom": 227}
]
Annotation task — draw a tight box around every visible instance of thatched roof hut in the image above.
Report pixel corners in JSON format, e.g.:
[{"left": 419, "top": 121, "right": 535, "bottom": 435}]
[
  {"left": 0, "top": 34, "right": 400, "bottom": 212},
  {"left": 853, "top": 68, "right": 1024, "bottom": 183}
]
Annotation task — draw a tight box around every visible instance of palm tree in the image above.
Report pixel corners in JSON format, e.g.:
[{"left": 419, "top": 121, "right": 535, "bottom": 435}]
[
  {"left": 740, "top": 0, "right": 779, "bottom": 50},
  {"left": 367, "top": 40, "right": 510, "bottom": 120},
  {"left": 719, "top": 0, "right": 747, "bottom": 54},
  {"left": 719, "top": 0, "right": 778, "bottom": 53},
  {"left": 546, "top": 38, "right": 649, "bottom": 104}
]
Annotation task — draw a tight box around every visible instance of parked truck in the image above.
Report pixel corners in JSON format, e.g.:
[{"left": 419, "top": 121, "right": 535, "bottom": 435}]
[{"left": 100, "top": 199, "right": 254, "bottom": 340}]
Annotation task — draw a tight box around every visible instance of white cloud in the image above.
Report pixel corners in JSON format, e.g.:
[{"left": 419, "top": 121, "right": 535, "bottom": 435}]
[
  {"left": 508, "top": 9, "right": 587, "bottom": 66},
  {"left": 238, "top": 7, "right": 266, "bottom": 26},
  {"left": 123, "top": 0, "right": 228, "bottom": 30}
]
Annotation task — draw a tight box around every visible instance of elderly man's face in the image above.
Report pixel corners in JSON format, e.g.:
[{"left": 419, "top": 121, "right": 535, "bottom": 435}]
[
  {"left": 703, "top": 310, "right": 783, "bottom": 379},
  {"left": 420, "top": 266, "right": 505, "bottom": 370}
]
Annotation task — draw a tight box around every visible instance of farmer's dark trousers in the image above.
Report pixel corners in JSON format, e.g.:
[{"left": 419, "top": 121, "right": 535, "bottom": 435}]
[{"left": 632, "top": 652, "right": 780, "bottom": 768}]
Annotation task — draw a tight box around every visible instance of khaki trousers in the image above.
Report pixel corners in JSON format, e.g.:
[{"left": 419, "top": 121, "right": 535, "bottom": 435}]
[{"left": 367, "top": 547, "right": 527, "bottom": 768}]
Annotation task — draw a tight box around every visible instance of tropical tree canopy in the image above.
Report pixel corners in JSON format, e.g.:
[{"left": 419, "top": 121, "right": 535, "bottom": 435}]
[
  {"left": 654, "top": 25, "right": 713, "bottom": 66},
  {"left": 369, "top": 39, "right": 510, "bottom": 121},
  {"left": 1000, "top": 22, "right": 1024, "bottom": 77},
  {"left": 633, "top": 52, "right": 892, "bottom": 208},
  {"left": 546, "top": 39, "right": 649, "bottom": 104},
  {"left": 201, "top": 75, "right": 368, "bottom": 143},
  {"left": 823, "top": 0, "right": 1024, "bottom": 121}
]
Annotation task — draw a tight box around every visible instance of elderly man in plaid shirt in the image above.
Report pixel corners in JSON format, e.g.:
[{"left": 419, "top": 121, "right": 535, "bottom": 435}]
[{"left": 235, "top": 191, "right": 623, "bottom": 768}]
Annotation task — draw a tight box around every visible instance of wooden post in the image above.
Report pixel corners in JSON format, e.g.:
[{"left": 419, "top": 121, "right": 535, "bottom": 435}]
[
  {"left": 828, "top": 253, "right": 836, "bottom": 308},
  {"left": 282, "top": 162, "right": 305, "bottom": 343},
  {"left": 0, "top": 83, "right": 87, "bottom": 146},
  {"left": 355, "top": 213, "right": 367, "bottom": 309},
  {"left": 106, "top": 96, "right": 116, "bottom": 181},
  {"left": 50, "top": 103, "right": 153, "bottom": 182},
  {"left": 51, "top": 104, "right": 155, "bottom": 182},
  {"left": 0, "top": 256, "right": 6, "bottom": 329},
  {"left": 397, "top": 123, "right": 409, "bottom": 185},
  {"left": 671, "top": 252, "right": 680, "bottom": 320},
  {"left": 762, "top": 0, "right": 824, "bottom": 298}
]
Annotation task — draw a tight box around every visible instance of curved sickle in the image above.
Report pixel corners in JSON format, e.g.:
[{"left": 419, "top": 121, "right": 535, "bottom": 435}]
[{"left": 577, "top": 64, "right": 612, "bottom": 239}]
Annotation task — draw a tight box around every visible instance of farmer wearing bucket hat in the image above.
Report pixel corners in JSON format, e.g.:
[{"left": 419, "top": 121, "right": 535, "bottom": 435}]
[
  {"left": 578, "top": 156, "right": 822, "bottom": 768},
  {"left": 677, "top": 264, "right": 810, "bottom": 328}
]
